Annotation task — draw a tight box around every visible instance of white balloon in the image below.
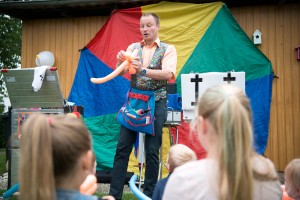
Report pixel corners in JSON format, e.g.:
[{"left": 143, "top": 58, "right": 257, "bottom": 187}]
[{"left": 35, "top": 51, "right": 55, "bottom": 67}]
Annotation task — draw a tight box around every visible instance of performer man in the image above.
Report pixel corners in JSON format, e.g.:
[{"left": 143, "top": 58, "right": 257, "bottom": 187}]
[{"left": 109, "top": 12, "right": 177, "bottom": 199}]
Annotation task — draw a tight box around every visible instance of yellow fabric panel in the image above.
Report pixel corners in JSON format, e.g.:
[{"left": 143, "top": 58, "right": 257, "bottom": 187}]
[
  {"left": 127, "top": 127, "right": 171, "bottom": 179},
  {"left": 141, "top": 1, "right": 223, "bottom": 76}
]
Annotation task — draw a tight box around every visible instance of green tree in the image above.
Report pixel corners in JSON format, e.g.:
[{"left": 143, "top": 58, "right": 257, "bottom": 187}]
[
  {"left": 0, "top": 15, "right": 21, "bottom": 148},
  {"left": 0, "top": 14, "right": 22, "bottom": 113}
]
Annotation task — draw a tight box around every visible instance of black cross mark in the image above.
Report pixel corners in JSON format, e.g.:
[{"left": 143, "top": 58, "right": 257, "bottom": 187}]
[
  {"left": 223, "top": 72, "right": 236, "bottom": 84},
  {"left": 191, "top": 74, "right": 202, "bottom": 106}
]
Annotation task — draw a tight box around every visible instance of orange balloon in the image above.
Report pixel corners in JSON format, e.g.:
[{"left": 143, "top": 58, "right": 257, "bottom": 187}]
[
  {"left": 124, "top": 51, "right": 137, "bottom": 74},
  {"left": 128, "top": 64, "right": 136, "bottom": 74},
  {"left": 91, "top": 49, "right": 138, "bottom": 84}
]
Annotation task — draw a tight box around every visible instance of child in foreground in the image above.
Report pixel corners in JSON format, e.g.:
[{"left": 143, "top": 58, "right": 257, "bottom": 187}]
[{"left": 19, "top": 113, "right": 114, "bottom": 200}]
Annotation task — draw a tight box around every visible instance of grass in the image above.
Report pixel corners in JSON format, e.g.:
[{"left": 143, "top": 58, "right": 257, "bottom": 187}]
[
  {"left": 121, "top": 193, "right": 139, "bottom": 200},
  {"left": 0, "top": 149, "right": 138, "bottom": 200},
  {"left": 96, "top": 192, "right": 138, "bottom": 200},
  {"left": 0, "top": 150, "right": 6, "bottom": 175},
  {"left": 0, "top": 149, "right": 15, "bottom": 199}
]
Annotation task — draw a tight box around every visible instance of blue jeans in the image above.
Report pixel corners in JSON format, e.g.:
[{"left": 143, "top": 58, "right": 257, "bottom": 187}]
[{"left": 109, "top": 98, "right": 167, "bottom": 200}]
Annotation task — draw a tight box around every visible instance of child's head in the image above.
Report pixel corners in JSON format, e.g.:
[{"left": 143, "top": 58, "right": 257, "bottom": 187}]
[
  {"left": 285, "top": 159, "right": 300, "bottom": 199},
  {"left": 193, "top": 84, "right": 253, "bottom": 154},
  {"left": 19, "top": 113, "right": 93, "bottom": 200},
  {"left": 167, "top": 144, "right": 197, "bottom": 172},
  {"left": 192, "top": 84, "right": 255, "bottom": 200}
]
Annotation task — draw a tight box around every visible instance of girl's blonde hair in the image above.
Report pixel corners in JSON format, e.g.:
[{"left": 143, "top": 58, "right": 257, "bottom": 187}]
[
  {"left": 285, "top": 159, "right": 300, "bottom": 199},
  {"left": 196, "top": 84, "right": 254, "bottom": 200},
  {"left": 167, "top": 144, "right": 197, "bottom": 171},
  {"left": 19, "top": 113, "right": 92, "bottom": 200}
]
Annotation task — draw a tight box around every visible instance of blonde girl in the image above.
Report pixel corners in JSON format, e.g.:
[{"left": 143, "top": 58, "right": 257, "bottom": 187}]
[
  {"left": 163, "top": 84, "right": 282, "bottom": 200},
  {"left": 19, "top": 114, "right": 99, "bottom": 200}
]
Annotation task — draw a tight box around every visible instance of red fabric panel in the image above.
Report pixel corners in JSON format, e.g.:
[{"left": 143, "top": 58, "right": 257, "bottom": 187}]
[
  {"left": 87, "top": 7, "right": 142, "bottom": 80},
  {"left": 170, "top": 119, "right": 207, "bottom": 160}
]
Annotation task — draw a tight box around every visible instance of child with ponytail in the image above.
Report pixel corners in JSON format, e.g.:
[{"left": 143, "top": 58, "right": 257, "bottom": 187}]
[
  {"left": 19, "top": 113, "right": 114, "bottom": 200},
  {"left": 163, "top": 84, "right": 282, "bottom": 200}
]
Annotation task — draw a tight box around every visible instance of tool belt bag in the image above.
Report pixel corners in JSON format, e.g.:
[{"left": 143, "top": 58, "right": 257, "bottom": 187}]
[{"left": 117, "top": 88, "right": 155, "bottom": 135}]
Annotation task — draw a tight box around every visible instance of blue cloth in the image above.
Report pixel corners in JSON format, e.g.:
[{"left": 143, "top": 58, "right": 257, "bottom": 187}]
[
  {"left": 152, "top": 174, "right": 171, "bottom": 200},
  {"left": 167, "top": 94, "right": 182, "bottom": 110},
  {"left": 56, "top": 189, "right": 98, "bottom": 200},
  {"left": 68, "top": 49, "right": 130, "bottom": 117}
]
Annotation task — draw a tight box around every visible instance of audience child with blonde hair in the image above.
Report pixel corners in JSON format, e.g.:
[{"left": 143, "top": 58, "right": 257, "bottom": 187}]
[
  {"left": 163, "top": 84, "right": 282, "bottom": 200},
  {"left": 19, "top": 113, "right": 114, "bottom": 200},
  {"left": 284, "top": 159, "right": 300, "bottom": 200},
  {"left": 152, "top": 144, "right": 197, "bottom": 200}
]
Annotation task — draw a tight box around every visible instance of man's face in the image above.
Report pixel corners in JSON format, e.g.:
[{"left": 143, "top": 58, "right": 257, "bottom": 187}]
[{"left": 140, "top": 15, "right": 159, "bottom": 43}]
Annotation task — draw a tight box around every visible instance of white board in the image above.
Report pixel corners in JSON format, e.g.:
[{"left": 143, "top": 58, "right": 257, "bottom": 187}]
[{"left": 181, "top": 72, "right": 245, "bottom": 121}]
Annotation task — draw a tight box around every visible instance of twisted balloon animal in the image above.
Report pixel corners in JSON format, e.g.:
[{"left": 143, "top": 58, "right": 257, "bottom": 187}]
[{"left": 90, "top": 49, "right": 139, "bottom": 84}]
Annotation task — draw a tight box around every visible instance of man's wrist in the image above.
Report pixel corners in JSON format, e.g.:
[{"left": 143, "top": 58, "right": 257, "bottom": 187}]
[{"left": 140, "top": 68, "right": 147, "bottom": 75}]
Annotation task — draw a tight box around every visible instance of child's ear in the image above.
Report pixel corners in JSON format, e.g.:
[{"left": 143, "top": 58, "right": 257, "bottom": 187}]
[
  {"left": 166, "top": 156, "right": 172, "bottom": 172},
  {"left": 167, "top": 164, "right": 173, "bottom": 173},
  {"left": 82, "top": 150, "right": 93, "bottom": 170},
  {"left": 198, "top": 116, "right": 208, "bottom": 135}
]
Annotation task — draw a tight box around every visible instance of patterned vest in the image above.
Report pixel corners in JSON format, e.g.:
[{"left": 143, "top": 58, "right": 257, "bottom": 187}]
[{"left": 130, "top": 42, "right": 169, "bottom": 101}]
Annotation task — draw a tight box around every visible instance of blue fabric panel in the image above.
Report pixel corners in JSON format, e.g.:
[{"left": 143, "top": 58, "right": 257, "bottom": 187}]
[
  {"left": 68, "top": 48, "right": 130, "bottom": 117},
  {"left": 167, "top": 94, "right": 182, "bottom": 111},
  {"left": 246, "top": 74, "right": 273, "bottom": 154}
]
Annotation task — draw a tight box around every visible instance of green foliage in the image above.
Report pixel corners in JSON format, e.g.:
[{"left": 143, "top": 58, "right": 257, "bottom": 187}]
[
  {"left": 0, "top": 14, "right": 22, "bottom": 114},
  {"left": 0, "top": 14, "right": 21, "bottom": 69}
]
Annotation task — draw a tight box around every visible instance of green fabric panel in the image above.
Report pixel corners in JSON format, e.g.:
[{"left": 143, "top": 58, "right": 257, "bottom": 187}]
[
  {"left": 84, "top": 114, "right": 120, "bottom": 170},
  {"left": 177, "top": 5, "right": 272, "bottom": 94}
]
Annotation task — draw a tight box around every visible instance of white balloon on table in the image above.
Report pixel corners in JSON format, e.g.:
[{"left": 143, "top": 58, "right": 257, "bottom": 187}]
[
  {"left": 32, "top": 51, "right": 56, "bottom": 92},
  {"left": 35, "top": 51, "right": 55, "bottom": 67}
]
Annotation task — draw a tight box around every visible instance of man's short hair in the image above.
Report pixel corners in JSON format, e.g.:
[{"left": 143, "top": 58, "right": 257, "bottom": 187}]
[{"left": 141, "top": 13, "right": 160, "bottom": 25}]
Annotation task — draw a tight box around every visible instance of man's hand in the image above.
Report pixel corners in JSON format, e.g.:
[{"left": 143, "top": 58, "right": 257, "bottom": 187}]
[
  {"left": 129, "top": 56, "right": 143, "bottom": 74},
  {"left": 116, "top": 50, "right": 126, "bottom": 65}
]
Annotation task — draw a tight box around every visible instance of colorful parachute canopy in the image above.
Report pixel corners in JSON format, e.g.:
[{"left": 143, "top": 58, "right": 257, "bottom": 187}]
[{"left": 69, "top": 1, "right": 273, "bottom": 170}]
